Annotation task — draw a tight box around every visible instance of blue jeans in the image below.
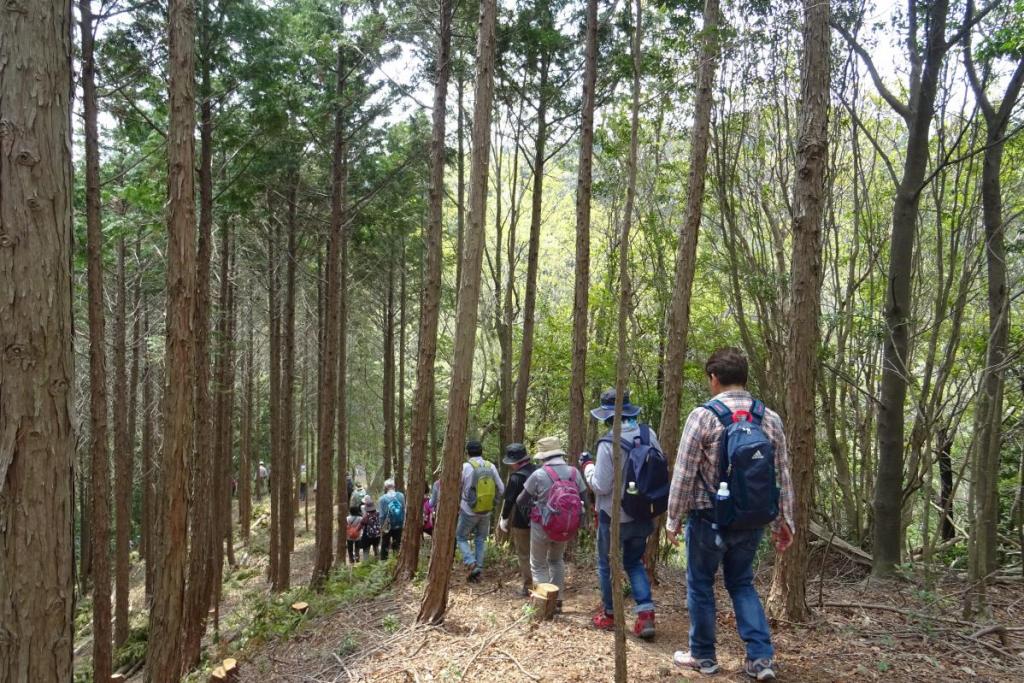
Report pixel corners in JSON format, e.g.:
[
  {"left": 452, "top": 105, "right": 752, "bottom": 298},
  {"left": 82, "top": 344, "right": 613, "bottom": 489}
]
[
  {"left": 597, "top": 512, "right": 654, "bottom": 614},
  {"left": 456, "top": 511, "right": 491, "bottom": 569},
  {"left": 686, "top": 513, "right": 773, "bottom": 661}
]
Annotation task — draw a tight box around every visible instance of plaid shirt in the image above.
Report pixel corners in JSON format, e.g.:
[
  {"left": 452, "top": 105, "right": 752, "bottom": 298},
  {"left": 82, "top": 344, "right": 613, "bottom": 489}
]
[{"left": 665, "top": 390, "right": 794, "bottom": 535}]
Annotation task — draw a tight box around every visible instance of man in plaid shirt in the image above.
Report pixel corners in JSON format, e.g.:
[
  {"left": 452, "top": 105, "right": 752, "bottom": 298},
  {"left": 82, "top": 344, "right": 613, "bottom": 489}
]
[{"left": 666, "top": 348, "right": 794, "bottom": 682}]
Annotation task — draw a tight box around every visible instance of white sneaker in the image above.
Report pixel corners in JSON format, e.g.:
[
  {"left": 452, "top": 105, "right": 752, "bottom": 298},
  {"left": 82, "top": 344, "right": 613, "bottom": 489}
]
[{"left": 673, "top": 651, "right": 720, "bottom": 674}]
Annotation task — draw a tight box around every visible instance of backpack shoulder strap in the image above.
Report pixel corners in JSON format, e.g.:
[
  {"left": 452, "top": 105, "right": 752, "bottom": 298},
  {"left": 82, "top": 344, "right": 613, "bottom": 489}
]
[
  {"left": 543, "top": 464, "right": 561, "bottom": 483},
  {"left": 638, "top": 423, "right": 650, "bottom": 446},
  {"left": 704, "top": 399, "right": 733, "bottom": 427},
  {"left": 750, "top": 399, "right": 766, "bottom": 425}
]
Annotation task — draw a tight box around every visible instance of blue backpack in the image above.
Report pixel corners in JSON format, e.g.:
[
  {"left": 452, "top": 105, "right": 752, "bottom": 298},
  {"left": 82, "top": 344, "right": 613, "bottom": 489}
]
[
  {"left": 702, "top": 399, "right": 779, "bottom": 530},
  {"left": 597, "top": 424, "right": 670, "bottom": 522},
  {"left": 384, "top": 493, "right": 405, "bottom": 529}
]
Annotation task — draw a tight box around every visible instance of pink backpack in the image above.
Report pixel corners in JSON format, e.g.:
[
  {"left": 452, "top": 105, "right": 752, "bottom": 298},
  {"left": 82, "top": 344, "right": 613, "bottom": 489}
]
[{"left": 530, "top": 465, "right": 582, "bottom": 542}]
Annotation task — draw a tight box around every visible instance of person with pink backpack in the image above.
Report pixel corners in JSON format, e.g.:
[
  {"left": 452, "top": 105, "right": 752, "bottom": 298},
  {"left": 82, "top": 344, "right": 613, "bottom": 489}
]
[{"left": 517, "top": 436, "right": 586, "bottom": 611}]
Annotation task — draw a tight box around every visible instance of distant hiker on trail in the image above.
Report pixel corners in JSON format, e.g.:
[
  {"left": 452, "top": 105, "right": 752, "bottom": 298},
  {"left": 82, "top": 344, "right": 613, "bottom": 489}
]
[
  {"left": 581, "top": 388, "right": 666, "bottom": 640},
  {"left": 517, "top": 436, "right": 585, "bottom": 607},
  {"left": 498, "top": 442, "right": 537, "bottom": 596},
  {"left": 361, "top": 495, "right": 382, "bottom": 562},
  {"left": 666, "top": 347, "right": 794, "bottom": 681},
  {"left": 422, "top": 485, "right": 435, "bottom": 536},
  {"left": 256, "top": 461, "right": 269, "bottom": 499},
  {"left": 346, "top": 505, "right": 364, "bottom": 564},
  {"left": 299, "top": 463, "right": 308, "bottom": 502},
  {"left": 457, "top": 440, "right": 505, "bottom": 583},
  {"left": 351, "top": 481, "right": 367, "bottom": 510},
  {"left": 378, "top": 478, "right": 405, "bottom": 560}
]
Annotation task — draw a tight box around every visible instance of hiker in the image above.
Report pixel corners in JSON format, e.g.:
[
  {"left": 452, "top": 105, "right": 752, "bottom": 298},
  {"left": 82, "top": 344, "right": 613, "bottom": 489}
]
[
  {"left": 666, "top": 347, "right": 794, "bottom": 681},
  {"left": 346, "top": 505, "right": 364, "bottom": 564},
  {"left": 517, "top": 436, "right": 585, "bottom": 605},
  {"left": 256, "top": 461, "right": 269, "bottom": 499},
  {"left": 361, "top": 495, "right": 382, "bottom": 562},
  {"left": 346, "top": 474, "right": 354, "bottom": 509},
  {"left": 580, "top": 388, "right": 666, "bottom": 640},
  {"left": 497, "top": 442, "right": 537, "bottom": 596},
  {"left": 350, "top": 481, "right": 367, "bottom": 510},
  {"left": 378, "top": 478, "right": 405, "bottom": 560},
  {"left": 299, "top": 463, "right": 308, "bottom": 502},
  {"left": 457, "top": 440, "right": 504, "bottom": 582},
  {"left": 422, "top": 485, "right": 435, "bottom": 536}
]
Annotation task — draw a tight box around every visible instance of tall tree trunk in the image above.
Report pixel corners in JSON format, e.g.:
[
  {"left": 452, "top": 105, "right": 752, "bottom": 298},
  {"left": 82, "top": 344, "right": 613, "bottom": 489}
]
[
  {"left": 455, "top": 73, "right": 467, "bottom": 304},
  {"left": 609, "top": 3, "right": 642, "bottom": 678},
  {"left": 567, "top": 0, "right": 598, "bottom": 462},
  {"left": 397, "top": 237, "right": 408, "bottom": 492},
  {"left": 869, "top": 0, "right": 951, "bottom": 577},
  {"left": 279, "top": 176, "right": 299, "bottom": 587},
  {"left": 766, "top": 0, "right": 829, "bottom": 623},
  {"left": 963, "top": 13, "right": 1024, "bottom": 612},
  {"left": 183, "top": 10, "right": 216, "bottom": 662},
  {"left": 937, "top": 429, "right": 955, "bottom": 541},
  {"left": 513, "top": 50, "right": 550, "bottom": 445},
  {"left": 141, "top": 303, "right": 156, "bottom": 599},
  {"left": 383, "top": 261, "right": 396, "bottom": 482},
  {"left": 128, "top": 237, "right": 143, "bottom": 560},
  {"left": 211, "top": 222, "right": 233, "bottom": 611},
  {"left": 657, "top": 0, "right": 720, "bottom": 470},
  {"left": 0, "top": 3, "right": 74, "bottom": 678},
  {"left": 397, "top": 0, "right": 452, "bottom": 580},
  {"left": 268, "top": 220, "right": 281, "bottom": 586},
  {"left": 81, "top": 1, "right": 113, "bottom": 678},
  {"left": 147, "top": 0, "right": 197, "bottom": 677},
  {"left": 418, "top": 0, "right": 498, "bottom": 623},
  {"left": 114, "top": 236, "right": 132, "bottom": 647},
  {"left": 314, "top": 13, "right": 347, "bottom": 585},
  {"left": 240, "top": 303, "right": 255, "bottom": 545},
  {"left": 334, "top": 155, "right": 350, "bottom": 564}
]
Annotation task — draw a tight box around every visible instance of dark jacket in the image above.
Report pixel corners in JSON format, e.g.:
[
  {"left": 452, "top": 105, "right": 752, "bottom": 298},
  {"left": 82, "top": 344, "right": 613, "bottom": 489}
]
[{"left": 501, "top": 463, "right": 537, "bottom": 529}]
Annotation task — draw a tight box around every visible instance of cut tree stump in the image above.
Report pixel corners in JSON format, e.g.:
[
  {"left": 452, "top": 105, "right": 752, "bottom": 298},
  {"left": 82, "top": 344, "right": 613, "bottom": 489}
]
[
  {"left": 291, "top": 601, "right": 309, "bottom": 614},
  {"left": 529, "top": 583, "right": 559, "bottom": 621},
  {"left": 110, "top": 675, "right": 127, "bottom": 682},
  {"left": 210, "top": 658, "right": 239, "bottom": 682}
]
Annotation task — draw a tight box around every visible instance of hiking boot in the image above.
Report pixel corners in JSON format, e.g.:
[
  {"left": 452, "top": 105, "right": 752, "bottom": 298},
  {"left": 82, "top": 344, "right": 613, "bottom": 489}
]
[
  {"left": 633, "top": 610, "right": 655, "bottom": 640},
  {"left": 744, "top": 658, "right": 776, "bottom": 680},
  {"left": 591, "top": 611, "right": 615, "bottom": 631},
  {"left": 673, "top": 651, "right": 720, "bottom": 675},
  {"left": 467, "top": 566, "right": 482, "bottom": 583}
]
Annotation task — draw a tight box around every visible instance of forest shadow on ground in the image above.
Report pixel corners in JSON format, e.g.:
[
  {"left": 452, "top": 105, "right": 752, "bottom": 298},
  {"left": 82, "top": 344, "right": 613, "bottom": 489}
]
[{"left": 74, "top": 504, "right": 1024, "bottom": 682}]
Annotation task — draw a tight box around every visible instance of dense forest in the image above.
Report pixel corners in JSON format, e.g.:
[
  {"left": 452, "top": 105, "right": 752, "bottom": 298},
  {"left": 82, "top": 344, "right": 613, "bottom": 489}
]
[{"left": 1, "top": 0, "right": 1022, "bottom": 680}]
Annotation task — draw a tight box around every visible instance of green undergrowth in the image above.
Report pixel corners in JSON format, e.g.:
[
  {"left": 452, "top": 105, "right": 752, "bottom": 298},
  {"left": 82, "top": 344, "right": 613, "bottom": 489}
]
[{"left": 225, "top": 558, "right": 394, "bottom": 654}]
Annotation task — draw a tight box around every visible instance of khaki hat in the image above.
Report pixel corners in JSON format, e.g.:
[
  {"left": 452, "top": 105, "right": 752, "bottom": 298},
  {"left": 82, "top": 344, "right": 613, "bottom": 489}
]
[{"left": 535, "top": 436, "right": 566, "bottom": 460}]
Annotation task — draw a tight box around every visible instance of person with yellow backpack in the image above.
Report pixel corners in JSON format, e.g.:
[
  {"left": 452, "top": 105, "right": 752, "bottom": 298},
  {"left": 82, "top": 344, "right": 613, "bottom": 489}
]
[{"left": 456, "top": 440, "right": 505, "bottom": 582}]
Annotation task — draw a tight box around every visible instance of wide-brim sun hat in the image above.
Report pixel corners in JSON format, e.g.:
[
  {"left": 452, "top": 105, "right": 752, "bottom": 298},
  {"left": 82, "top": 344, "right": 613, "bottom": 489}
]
[
  {"left": 535, "top": 436, "right": 567, "bottom": 460},
  {"left": 502, "top": 442, "right": 530, "bottom": 465},
  {"left": 589, "top": 388, "right": 642, "bottom": 421}
]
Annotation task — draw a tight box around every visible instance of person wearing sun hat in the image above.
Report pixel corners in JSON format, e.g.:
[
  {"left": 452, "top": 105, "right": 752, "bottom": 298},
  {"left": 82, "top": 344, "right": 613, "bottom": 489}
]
[
  {"left": 498, "top": 443, "right": 537, "bottom": 596},
  {"left": 579, "top": 388, "right": 662, "bottom": 639},
  {"left": 517, "top": 436, "right": 586, "bottom": 606}
]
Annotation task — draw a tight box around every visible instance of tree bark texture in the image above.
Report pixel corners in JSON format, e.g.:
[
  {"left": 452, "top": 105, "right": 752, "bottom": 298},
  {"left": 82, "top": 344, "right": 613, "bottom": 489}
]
[
  {"left": 114, "top": 237, "right": 132, "bottom": 647},
  {"left": 418, "top": 0, "right": 497, "bottom": 624},
  {"left": 567, "top": 0, "right": 598, "bottom": 462},
  {"left": 610, "top": 3, "right": 642, "bottom": 678},
  {"left": 82, "top": 1, "right": 113, "bottom": 679},
  {"left": 183, "top": 33, "right": 216, "bottom": 665},
  {"left": 513, "top": 51, "right": 549, "bottom": 445},
  {"left": 872, "top": 0, "right": 950, "bottom": 577},
  {"left": 147, "top": 0, "right": 197, "bottom": 678},
  {"left": 279, "top": 177, "right": 298, "bottom": 587},
  {"left": 268, "top": 220, "right": 282, "bottom": 586},
  {"left": 397, "top": 0, "right": 452, "bottom": 581},
  {"left": 767, "top": 0, "right": 829, "bottom": 623},
  {"left": 0, "top": 2, "right": 75, "bottom": 679},
  {"left": 313, "top": 22, "right": 347, "bottom": 586},
  {"left": 657, "top": 0, "right": 720, "bottom": 469},
  {"left": 240, "top": 305, "right": 254, "bottom": 544}
]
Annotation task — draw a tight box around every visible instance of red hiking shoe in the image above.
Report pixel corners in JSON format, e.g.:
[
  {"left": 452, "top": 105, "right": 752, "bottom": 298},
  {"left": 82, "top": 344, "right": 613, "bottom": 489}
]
[
  {"left": 591, "top": 611, "right": 615, "bottom": 631},
  {"left": 633, "top": 610, "right": 655, "bottom": 639}
]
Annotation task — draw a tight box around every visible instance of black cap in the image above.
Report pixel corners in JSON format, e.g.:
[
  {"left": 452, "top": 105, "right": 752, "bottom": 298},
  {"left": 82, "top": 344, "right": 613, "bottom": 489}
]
[
  {"left": 502, "top": 442, "right": 529, "bottom": 465},
  {"left": 466, "top": 440, "right": 483, "bottom": 457}
]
